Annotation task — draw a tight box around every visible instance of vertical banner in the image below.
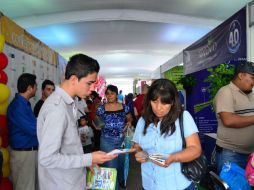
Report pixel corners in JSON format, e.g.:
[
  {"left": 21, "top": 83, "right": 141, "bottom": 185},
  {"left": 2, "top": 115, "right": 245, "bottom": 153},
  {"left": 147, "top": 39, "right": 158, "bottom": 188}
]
[
  {"left": 164, "top": 66, "right": 183, "bottom": 90},
  {"left": 183, "top": 7, "right": 246, "bottom": 162}
]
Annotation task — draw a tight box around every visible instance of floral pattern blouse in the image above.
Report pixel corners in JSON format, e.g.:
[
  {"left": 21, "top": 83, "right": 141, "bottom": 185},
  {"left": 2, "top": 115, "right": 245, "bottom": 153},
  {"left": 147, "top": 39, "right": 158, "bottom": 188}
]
[{"left": 96, "top": 104, "right": 130, "bottom": 138}]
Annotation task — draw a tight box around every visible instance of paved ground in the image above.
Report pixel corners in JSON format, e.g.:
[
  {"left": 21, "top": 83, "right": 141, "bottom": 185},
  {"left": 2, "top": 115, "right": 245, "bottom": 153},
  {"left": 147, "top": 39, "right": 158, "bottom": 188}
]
[{"left": 120, "top": 154, "right": 142, "bottom": 190}]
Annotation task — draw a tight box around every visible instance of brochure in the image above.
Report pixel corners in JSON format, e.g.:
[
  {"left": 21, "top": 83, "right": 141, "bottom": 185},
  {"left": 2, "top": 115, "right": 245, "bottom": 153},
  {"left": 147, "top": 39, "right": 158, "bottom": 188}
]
[
  {"left": 86, "top": 167, "right": 117, "bottom": 190},
  {"left": 148, "top": 153, "right": 168, "bottom": 165},
  {"left": 107, "top": 148, "right": 135, "bottom": 155}
]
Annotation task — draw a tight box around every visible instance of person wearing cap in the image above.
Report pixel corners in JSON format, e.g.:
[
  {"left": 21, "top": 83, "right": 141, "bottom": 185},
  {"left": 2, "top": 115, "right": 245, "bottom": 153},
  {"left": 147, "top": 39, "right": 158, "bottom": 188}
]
[{"left": 214, "top": 61, "right": 254, "bottom": 173}]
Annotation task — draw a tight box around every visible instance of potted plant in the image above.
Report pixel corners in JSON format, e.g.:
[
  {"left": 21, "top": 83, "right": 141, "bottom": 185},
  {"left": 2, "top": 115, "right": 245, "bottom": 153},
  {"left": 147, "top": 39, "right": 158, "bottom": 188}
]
[
  {"left": 204, "top": 63, "right": 235, "bottom": 100},
  {"left": 177, "top": 74, "right": 196, "bottom": 93}
]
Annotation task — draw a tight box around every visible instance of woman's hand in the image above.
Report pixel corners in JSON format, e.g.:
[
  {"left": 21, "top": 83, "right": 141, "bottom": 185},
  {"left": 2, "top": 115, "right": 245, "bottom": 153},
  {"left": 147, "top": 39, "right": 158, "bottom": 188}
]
[
  {"left": 164, "top": 133, "right": 202, "bottom": 166},
  {"left": 135, "top": 151, "right": 148, "bottom": 163},
  {"left": 123, "top": 121, "right": 132, "bottom": 134},
  {"left": 164, "top": 154, "right": 176, "bottom": 167}
]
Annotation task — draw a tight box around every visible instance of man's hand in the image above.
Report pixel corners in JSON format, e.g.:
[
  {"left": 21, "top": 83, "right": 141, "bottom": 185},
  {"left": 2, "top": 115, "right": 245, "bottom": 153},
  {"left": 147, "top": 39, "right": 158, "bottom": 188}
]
[
  {"left": 87, "top": 164, "right": 100, "bottom": 175},
  {"left": 92, "top": 151, "right": 117, "bottom": 165}
]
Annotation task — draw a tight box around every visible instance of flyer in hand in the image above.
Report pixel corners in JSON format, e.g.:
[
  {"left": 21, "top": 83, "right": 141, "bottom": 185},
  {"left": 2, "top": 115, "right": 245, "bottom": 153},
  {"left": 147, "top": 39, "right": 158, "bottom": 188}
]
[
  {"left": 107, "top": 148, "right": 135, "bottom": 155},
  {"left": 107, "top": 148, "right": 130, "bottom": 155},
  {"left": 86, "top": 167, "right": 117, "bottom": 190},
  {"left": 148, "top": 153, "right": 168, "bottom": 165}
]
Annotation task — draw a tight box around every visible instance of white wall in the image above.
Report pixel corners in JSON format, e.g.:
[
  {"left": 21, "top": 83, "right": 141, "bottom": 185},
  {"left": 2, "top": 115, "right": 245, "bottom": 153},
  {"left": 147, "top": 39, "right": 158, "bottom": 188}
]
[{"left": 105, "top": 78, "right": 134, "bottom": 97}]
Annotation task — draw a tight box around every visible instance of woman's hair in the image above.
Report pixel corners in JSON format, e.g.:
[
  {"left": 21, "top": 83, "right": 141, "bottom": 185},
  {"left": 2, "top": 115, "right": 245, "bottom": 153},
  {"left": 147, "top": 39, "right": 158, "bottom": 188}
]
[
  {"left": 106, "top": 85, "right": 118, "bottom": 95},
  {"left": 142, "top": 79, "right": 182, "bottom": 136}
]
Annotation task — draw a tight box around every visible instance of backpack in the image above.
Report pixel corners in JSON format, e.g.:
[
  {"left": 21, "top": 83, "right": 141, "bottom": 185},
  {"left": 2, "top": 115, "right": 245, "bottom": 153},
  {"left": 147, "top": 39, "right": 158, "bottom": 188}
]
[{"left": 245, "top": 153, "right": 254, "bottom": 186}]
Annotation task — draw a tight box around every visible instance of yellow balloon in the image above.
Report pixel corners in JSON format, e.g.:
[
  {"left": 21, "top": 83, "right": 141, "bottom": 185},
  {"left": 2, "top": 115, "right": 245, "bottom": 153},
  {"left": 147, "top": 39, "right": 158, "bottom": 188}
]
[
  {"left": 1, "top": 148, "right": 10, "bottom": 164},
  {"left": 0, "top": 84, "right": 10, "bottom": 103},
  {"left": 0, "top": 101, "right": 8, "bottom": 115},
  {"left": 2, "top": 163, "right": 10, "bottom": 177},
  {"left": 0, "top": 34, "right": 4, "bottom": 52}
]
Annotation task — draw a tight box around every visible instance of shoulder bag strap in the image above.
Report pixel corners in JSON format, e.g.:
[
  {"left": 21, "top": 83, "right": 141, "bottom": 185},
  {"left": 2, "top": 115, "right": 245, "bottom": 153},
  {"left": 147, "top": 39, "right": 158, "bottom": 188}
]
[
  {"left": 78, "top": 109, "right": 85, "bottom": 116},
  {"left": 179, "top": 111, "right": 187, "bottom": 149}
]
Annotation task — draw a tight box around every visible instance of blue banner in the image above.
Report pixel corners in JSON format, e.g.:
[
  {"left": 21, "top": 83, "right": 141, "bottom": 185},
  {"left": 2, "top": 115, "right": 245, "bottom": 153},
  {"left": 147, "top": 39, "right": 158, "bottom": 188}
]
[
  {"left": 183, "top": 7, "right": 246, "bottom": 75},
  {"left": 183, "top": 8, "right": 246, "bottom": 164}
]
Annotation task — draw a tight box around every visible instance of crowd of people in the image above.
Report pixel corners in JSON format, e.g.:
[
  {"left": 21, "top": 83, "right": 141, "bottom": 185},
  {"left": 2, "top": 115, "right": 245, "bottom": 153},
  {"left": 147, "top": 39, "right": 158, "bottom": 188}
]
[{"left": 3, "top": 52, "right": 254, "bottom": 190}]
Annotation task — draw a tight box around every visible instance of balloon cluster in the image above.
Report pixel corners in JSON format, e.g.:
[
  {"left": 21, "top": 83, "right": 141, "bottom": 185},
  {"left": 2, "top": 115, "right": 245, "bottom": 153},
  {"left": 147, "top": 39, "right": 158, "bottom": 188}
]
[{"left": 0, "top": 34, "right": 13, "bottom": 189}]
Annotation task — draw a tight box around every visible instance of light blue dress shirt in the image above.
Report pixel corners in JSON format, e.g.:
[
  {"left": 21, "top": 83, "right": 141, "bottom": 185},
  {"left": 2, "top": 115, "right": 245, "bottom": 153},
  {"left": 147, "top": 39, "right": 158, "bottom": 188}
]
[{"left": 133, "top": 111, "right": 198, "bottom": 190}]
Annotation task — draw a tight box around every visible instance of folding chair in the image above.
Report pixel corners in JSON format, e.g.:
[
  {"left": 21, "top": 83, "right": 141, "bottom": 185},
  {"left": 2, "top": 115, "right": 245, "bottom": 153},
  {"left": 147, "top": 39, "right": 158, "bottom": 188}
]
[{"left": 209, "top": 171, "right": 230, "bottom": 190}]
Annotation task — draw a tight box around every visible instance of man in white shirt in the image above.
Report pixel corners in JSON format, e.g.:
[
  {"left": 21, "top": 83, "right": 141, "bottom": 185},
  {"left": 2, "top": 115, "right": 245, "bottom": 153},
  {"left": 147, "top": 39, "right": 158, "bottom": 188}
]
[{"left": 37, "top": 54, "right": 116, "bottom": 190}]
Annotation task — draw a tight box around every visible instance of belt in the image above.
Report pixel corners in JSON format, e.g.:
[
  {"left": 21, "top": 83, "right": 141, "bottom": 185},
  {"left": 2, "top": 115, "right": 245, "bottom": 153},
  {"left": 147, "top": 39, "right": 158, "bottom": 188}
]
[
  {"left": 12, "top": 146, "right": 38, "bottom": 151},
  {"left": 215, "top": 145, "right": 249, "bottom": 155}
]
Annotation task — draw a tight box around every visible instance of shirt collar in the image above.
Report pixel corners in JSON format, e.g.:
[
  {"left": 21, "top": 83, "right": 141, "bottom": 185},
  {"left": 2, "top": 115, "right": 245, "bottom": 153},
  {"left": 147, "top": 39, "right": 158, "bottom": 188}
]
[
  {"left": 55, "top": 86, "right": 74, "bottom": 105},
  {"left": 229, "top": 81, "right": 240, "bottom": 91},
  {"left": 229, "top": 81, "right": 251, "bottom": 97},
  {"left": 15, "top": 93, "right": 30, "bottom": 106}
]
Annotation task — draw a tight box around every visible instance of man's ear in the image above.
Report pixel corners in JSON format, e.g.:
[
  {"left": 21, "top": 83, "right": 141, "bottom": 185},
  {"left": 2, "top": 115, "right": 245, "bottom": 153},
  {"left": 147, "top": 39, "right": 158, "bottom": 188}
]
[
  {"left": 69, "top": 75, "right": 79, "bottom": 85},
  {"left": 27, "top": 85, "right": 33, "bottom": 93},
  {"left": 238, "top": 72, "right": 245, "bottom": 80}
]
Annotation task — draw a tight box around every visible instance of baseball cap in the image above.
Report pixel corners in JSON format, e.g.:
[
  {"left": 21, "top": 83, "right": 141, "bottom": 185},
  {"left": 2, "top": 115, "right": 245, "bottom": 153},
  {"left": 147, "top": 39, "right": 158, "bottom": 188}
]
[{"left": 235, "top": 61, "right": 254, "bottom": 75}]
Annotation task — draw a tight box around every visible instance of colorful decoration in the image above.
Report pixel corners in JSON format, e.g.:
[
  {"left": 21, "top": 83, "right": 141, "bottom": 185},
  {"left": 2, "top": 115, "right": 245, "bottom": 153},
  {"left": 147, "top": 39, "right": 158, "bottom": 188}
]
[
  {"left": 0, "top": 30, "right": 11, "bottom": 189},
  {"left": 0, "top": 148, "right": 10, "bottom": 165},
  {"left": 0, "top": 115, "right": 7, "bottom": 128},
  {"left": 0, "top": 70, "right": 8, "bottom": 84},
  {"left": 0, "top": 115, "right": 9, "bottom": 150},
  {"left": 0, "top": 132, "right": 8, "bottom": 148},
  {"left": 0, "top": 101, "right": 8, "bottom": 115},
  {"left": 2, "top": 163, "right": 10, "bottom": 177},
  {"left": 0, "top": 178, "right": 13, "bottom": 190},
  {"left": 96, "top": 76, "right": 106, "bottom": 97},
  {"left": 0, "top": 115, "right": 8, "bottom": 148},
  {"left": 0, "top": 53, "right": 8, "bottom": 70},
  {"left": 0, "top": 84, "right": 10, "bottom": 103},
  {"left": 0, "top": 34, "right": 4, "bottom": 52}
]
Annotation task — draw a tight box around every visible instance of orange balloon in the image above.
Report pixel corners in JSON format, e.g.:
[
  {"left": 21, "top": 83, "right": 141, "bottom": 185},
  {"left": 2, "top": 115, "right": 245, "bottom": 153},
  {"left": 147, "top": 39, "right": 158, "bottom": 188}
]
[
  {"left": 2, "top": 163, "right": 10, "bottom": 177},
  {"left": 0, "top": 101, "right": 8, "bottom": 115}
]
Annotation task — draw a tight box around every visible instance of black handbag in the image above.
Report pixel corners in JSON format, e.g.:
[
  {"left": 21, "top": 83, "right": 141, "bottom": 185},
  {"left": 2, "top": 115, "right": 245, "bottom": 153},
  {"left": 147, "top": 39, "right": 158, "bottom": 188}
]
[{"left": 179, "top": 112, "right": 208, "bottom": 183}]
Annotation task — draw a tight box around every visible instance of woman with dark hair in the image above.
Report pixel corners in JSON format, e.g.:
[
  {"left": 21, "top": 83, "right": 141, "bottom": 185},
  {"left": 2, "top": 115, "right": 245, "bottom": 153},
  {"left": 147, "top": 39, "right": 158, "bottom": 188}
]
[
  {"left": 133, "top": 79, "right": 201, "bottom": 190},
  {"left": 96, "top": 84, "right": 132, "bottom": 189}
]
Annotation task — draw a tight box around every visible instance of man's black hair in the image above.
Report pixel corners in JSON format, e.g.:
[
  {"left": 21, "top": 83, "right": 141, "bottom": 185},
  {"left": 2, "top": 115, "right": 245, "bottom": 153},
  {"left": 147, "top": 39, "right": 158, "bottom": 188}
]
[
  {"left": 42, "top": 79, "right": 55, "bottom": 90},
  {"left": 17, "top": 73, "right": 36, "bottom": 93},
  {"left": 65, "top": 54, "right": 100, "bottom": 80}
]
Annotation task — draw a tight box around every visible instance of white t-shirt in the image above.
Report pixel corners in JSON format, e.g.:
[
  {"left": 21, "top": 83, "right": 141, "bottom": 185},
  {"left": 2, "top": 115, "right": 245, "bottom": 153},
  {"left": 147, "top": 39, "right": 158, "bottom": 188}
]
[{"left": 78, "top": 125, "right": 94, "bottom": 146}]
